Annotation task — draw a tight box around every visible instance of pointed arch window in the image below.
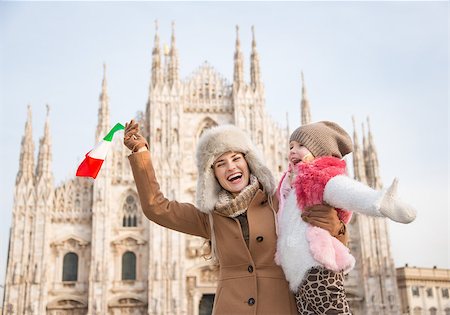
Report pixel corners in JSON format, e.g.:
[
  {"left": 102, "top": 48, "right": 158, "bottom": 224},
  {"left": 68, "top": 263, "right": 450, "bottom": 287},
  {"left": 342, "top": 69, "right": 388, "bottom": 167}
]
[
  {"left": 171, "top": 128, "right": 179, "bottom": 144},
  {"left": 122, "top": 251, "right": 136, "bottom": 280},
  {"left": 156, "top": 128, "right": 162, "bottom": 142},
  {"left": 75, "top": 199, "right": 81, "bottom": 210},
  {"left": 122, "top": 195, "right": 138, "bottom": 227},
  {"left": 62, "top": 252, "right": 78, "bottom": 281},
  {"left": 257, "top": 130, "right": 263, "bottom": 145}
]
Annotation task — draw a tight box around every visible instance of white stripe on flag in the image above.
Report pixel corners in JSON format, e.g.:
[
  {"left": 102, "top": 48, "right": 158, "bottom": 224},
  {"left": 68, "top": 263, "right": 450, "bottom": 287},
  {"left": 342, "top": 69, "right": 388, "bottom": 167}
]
[{"left": 88, "top": 140, "right": 111, "bottom": 160}]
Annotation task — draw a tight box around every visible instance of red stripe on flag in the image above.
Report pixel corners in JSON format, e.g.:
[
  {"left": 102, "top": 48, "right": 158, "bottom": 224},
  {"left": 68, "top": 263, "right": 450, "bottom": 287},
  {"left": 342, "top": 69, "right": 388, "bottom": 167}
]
[{"left": 76, "top": 154, "right": 104, "bottom": 179}]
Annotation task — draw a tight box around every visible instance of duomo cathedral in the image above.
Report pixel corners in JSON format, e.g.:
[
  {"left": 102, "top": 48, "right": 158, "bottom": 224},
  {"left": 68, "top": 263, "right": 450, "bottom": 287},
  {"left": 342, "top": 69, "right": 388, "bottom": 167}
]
[{"left": 3, "top": 23, "right": 401, "bottom": 315}]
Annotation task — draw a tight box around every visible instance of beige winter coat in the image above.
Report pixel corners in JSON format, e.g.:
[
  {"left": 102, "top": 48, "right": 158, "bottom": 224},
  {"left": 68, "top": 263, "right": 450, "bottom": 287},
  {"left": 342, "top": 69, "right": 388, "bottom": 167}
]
[{"left": 129, "top": 151, "right": 298, "bottom": 315}]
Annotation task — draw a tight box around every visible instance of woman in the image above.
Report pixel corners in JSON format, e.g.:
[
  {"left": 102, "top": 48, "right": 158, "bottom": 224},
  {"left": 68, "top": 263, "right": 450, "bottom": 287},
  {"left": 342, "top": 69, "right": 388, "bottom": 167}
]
[{"left": 124, "top": 120, "right": 347, "bottom": 315}]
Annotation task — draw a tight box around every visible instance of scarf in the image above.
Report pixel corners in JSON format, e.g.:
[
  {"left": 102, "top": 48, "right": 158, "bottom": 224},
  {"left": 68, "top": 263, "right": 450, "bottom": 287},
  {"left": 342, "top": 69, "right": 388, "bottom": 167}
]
[{"left": 214, "top": 175, "right": 260, "bottom": 218}]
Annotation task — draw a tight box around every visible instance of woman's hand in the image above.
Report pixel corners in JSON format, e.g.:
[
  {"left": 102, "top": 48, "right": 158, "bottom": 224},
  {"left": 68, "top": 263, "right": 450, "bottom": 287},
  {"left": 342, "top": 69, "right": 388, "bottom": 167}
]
[
  {"left": 124, "top": 119, "right": 149, "bottom": 152},
  {"left": 302, "top": 204, "right": 348, "bottom": 245}
]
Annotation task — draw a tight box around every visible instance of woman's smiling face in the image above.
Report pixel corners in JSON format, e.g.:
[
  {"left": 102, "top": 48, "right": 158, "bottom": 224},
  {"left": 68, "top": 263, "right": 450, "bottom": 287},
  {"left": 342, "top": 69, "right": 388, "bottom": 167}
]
[{"left": 213, "top": 151, "right": 250, "bottom": 196}]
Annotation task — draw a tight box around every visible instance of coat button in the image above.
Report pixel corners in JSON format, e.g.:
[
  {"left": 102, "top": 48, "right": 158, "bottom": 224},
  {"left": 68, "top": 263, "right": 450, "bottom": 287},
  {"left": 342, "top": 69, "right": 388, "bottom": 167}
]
[
  {"left": 256, "top": 236, "right": 264, "bottom": 242},
  {"left": 248, "top": 298, "right": 255, "bottom": 306},
  {"left": 248, "top": 265, "right": 254, "bottom": 273}
]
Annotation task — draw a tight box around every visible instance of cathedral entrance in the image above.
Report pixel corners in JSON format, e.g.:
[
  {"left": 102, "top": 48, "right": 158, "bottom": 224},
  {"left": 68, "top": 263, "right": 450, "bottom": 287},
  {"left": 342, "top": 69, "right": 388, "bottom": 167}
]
[{"left": 198, "top": 294, "right": 215, "bottom": 315}]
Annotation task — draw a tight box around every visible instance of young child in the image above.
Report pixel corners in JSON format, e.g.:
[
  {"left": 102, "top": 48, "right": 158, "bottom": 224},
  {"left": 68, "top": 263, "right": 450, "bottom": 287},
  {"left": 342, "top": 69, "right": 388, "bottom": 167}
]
[{"left": 275, "top": 121, "right": 416, "bottom": 315}]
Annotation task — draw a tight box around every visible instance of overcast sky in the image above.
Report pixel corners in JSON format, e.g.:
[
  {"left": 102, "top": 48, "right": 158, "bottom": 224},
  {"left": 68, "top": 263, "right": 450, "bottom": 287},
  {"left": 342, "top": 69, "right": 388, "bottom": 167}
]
[{"left": 0, "top": 1, "right": 448, "bottom": 292}]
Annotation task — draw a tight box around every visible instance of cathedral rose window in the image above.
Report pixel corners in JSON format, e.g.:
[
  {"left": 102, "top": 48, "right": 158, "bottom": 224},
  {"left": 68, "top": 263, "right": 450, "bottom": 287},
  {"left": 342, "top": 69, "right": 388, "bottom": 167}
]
[{"left": 123, "top": 195, "right": 138, "bottom": 227}]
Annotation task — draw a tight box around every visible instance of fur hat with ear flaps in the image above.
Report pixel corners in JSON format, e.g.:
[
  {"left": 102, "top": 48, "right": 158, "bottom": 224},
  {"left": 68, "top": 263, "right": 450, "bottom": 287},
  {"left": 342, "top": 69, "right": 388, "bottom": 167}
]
[{"left": 196, "top": 124, "right": 276, "bottom": 213}]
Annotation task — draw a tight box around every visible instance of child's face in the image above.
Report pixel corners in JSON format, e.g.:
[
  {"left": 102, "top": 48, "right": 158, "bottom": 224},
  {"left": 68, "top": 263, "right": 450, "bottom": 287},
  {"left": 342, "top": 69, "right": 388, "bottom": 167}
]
[{"left": 289, "top": 140, "right": 314, "bottom": 166}]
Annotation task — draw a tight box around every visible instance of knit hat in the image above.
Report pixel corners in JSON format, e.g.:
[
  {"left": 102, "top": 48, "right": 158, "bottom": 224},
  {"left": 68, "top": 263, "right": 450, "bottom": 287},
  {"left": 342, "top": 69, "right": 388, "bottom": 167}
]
[
  {"left": 196, "top": 125, "right": 275, "bottom": 213},
  {"left": 289, "top": 121, "right": 353, "bottom": 158}
]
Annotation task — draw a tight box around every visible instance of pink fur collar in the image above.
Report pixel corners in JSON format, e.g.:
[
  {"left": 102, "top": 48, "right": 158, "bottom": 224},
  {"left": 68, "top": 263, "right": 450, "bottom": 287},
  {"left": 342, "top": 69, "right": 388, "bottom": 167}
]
[{"left": 294, "top": 156, "right": 352, "bottom": 224}]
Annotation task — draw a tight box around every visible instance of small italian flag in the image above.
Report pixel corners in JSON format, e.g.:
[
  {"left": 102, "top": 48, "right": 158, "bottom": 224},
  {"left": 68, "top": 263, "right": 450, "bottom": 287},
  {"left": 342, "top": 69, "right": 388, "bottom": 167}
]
[{"left": 76, "top": 123, "right": 125, "bottom": 179}]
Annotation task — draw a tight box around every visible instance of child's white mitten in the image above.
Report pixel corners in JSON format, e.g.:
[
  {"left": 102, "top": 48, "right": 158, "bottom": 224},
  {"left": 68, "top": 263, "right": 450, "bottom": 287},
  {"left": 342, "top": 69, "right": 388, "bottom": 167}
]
[
  {"left": 323, "top": 175, "right": 417, "bottom": 223},
  {"left": 379, "top": 178, "right": 417, "bottom": 224}
]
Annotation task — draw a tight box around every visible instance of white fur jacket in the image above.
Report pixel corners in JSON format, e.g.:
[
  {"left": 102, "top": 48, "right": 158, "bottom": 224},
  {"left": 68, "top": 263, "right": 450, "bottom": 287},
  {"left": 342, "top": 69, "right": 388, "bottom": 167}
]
[{"left": 275, "top": 156, "right": 355, "bottom": 291}]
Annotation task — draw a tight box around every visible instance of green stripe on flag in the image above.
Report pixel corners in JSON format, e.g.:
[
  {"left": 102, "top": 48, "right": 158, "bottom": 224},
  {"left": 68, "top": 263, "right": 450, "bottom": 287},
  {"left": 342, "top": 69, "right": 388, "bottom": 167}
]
[{"left": 103, "top": 123, "right": 125, "bottom": 142}]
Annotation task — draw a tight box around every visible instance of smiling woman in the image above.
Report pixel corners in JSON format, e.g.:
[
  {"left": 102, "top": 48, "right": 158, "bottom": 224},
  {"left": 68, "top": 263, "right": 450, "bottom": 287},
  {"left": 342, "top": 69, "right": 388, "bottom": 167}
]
[
  {"left": 212, "top": 152, "right": 250, "bottom": 196},
  {"left": 123, "top": 120, "right": 347, "bottom": 314}
]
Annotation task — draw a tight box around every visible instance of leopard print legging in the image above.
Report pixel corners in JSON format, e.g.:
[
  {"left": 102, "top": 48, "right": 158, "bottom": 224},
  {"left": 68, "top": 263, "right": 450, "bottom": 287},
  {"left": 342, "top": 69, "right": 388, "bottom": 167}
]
[{"left": 295, "top": 267, "right": 351, "bottom": 315}]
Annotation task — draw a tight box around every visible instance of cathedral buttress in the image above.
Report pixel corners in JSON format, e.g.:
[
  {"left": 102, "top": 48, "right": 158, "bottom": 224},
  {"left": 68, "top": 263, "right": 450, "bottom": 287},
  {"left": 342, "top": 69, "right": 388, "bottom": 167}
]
[
  {"left": 30, "top": 104, "right": 54, "bottom": 314},
  {"left": 88, "top": 66, "right": 113, "bottom": 314},
  {"left": 5, "top": 105, "right": 36, "bottom": 314}
]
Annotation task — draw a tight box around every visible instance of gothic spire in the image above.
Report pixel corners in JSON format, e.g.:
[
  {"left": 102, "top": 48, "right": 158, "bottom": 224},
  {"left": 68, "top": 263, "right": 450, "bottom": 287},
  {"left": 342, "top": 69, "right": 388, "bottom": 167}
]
[
  {"left": 16, "top": 105, "right": 35, "bottom": 184},
  {"left": 250, "top": 25, "right": 261, "bottom": 91},
  {"left": 95, "top": 64, "right": 110, "bottom": 142},
  {"left": 36, "top": 105, "right": 53, "bottom": 181},
  {"left": 163, "top": 43, "right": 170, "bottom": 84},
  {"left": 151, "top": 20, "right": 163, "bottom": 87},
  {"left": 352, "top": 116, "right": 367, "bottom": 184},
  {"left": 361, "top": 122, "right": 370, "bottom": 184},
  {"left": 233, "top": 25, "right": 244, "bottom": 92},
  {"left": 362, "top": 122, "right": 368, "bottom": 154},
  {"left": 286, "top": 112, "right": 290, "bottom": 135},
  {"left": 300, "top": 71, "right": 311, "bottom": 125},
  {"left": 168, "top": 21, "right": 179, "bottom": 86},
  {"left": 366, "top": 117, "right": 382, "bottom": 189}
]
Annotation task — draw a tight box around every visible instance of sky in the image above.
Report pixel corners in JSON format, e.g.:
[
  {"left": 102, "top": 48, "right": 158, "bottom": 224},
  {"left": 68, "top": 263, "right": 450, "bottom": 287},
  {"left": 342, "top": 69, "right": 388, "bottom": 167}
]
[{"left": 0, "top": 1, "right": 448, "bottom": 296}]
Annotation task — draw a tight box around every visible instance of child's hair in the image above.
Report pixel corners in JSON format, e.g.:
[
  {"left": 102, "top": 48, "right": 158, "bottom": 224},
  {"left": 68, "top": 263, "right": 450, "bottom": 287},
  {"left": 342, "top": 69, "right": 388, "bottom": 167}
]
[{"left": 289, "top": 121, "right": 353, "bottom": 158}]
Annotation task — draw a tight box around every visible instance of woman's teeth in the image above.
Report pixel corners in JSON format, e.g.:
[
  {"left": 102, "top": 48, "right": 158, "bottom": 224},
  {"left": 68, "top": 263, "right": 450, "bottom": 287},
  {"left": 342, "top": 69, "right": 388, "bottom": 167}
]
[{"left": 228, "top": 173, "right": 242, "bottom": 182}]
